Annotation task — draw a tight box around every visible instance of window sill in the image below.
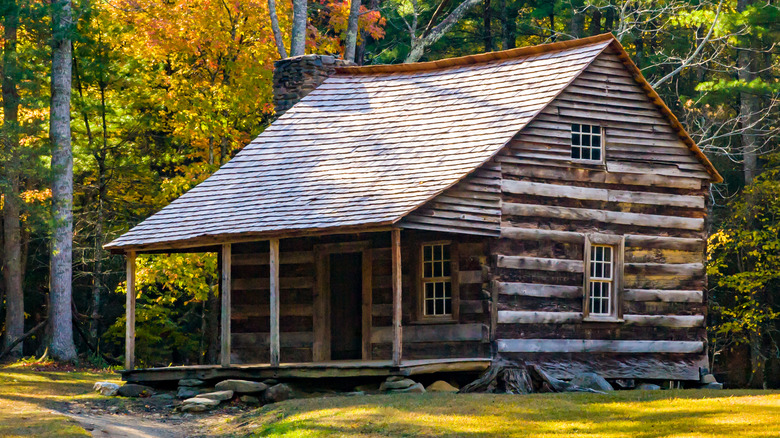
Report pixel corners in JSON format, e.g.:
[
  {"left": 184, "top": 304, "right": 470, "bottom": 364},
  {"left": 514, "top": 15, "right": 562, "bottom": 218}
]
[
  {"left": 409, "top": 317, "right": 458, "bottom": 325},
  {"left": 582, "top": 316, "right": 623, "bottom": 323}
]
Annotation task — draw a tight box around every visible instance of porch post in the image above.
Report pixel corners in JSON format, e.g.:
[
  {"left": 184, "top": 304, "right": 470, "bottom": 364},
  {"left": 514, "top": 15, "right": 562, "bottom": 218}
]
[
  {"left": 269, "top": 238, "right": 280, "bottom": 367},
  {"left": 125, "top": 251, "right": 136, "bottom": 370},
  {"left": 391, "top": 229, "right": 403, "bottom": 366},
  {"left": 220, "top": 243, "right": 232, "bottom": 367}
]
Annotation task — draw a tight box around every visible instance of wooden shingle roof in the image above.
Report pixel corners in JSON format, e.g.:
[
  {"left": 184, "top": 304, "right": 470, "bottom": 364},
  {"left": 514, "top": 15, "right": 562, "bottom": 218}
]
[{"left": 105, "top": 34, "right": 717, "bottom": 252}]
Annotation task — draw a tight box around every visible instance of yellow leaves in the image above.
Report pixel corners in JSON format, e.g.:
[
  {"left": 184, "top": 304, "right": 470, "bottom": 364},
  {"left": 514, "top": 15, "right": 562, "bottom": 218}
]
[{"left": 20, "top": 189, "right": 51, "bottom": 204}]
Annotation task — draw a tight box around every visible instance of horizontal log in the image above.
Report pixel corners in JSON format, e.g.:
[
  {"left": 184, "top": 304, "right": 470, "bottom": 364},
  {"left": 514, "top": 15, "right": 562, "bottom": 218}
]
[
  {"left": 623, "top": 314, "right": 704, "bottom": 328},
  {"left": 232, "top": 304, "right": 313, "bottom": 318},
  {"left": 232, "top": 331, "right": 313, "bottom": 348},
  {"left": 371, "top": 323, "right": 487, "bottom": 344},
  {"left": 496, "top": 282, "right": 581, "bottom": 299},
  {"left": 500, "top": 225, "right": 584, "bottom": 243},
  {"left": 232, "top": 251, "right": 314, "bottom": 266},
  {"left": 497, "top": 255, "right": 584, "bottom": 273},
  {"left": 623, "top": 289, "right": 703, "bottom": 303},
  {"left": 372, "top": 301, "right": 484, "bottom": 317},
  {"left": 502, "top": 203, "right": 704, "bottom": 231},
  {"left": 625, "top": 249, "right": 702, "bottom": 264},
  {"left": 501, "top": 180, "right": 704, "bottom": 209},
  {"left": 624, "top": 235, "right": 704, "bottom": 252},
  {"left": 497, "top": 339, "right": 704, "bottom": 354},
  {"left": 500, "top": 160, "right": 702, "bottom": 190},
  {"left": 232, "top": 276, "right": 313, "bottom": 290},
  {"left": 625, "top": 263, "right": 704, "bottom": 277},
  {"left": 498, "top": 311, "right": 582, "bottom": 324}
]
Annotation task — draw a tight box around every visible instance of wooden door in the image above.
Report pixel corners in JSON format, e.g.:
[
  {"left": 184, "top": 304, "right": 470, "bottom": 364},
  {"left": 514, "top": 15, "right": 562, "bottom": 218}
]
[{"left": 329, "top": 252, "right": 363, "bottom": 360}]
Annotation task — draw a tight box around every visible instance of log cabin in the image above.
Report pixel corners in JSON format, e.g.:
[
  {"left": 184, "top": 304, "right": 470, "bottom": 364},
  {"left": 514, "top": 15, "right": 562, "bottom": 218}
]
[{"left": 106, "top": 33, "right": 722, "bottom": 385}]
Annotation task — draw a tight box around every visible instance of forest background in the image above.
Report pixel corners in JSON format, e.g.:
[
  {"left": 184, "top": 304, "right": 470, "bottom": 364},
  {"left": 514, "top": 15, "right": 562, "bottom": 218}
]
[{"left": 0, "top": 0, "right": 777, "bottom": 388}]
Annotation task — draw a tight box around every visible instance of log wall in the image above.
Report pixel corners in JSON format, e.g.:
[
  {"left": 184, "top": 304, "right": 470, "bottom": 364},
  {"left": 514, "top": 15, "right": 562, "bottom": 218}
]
[{"left": 229, "top": 231, "right": 492, "bottom": 364}]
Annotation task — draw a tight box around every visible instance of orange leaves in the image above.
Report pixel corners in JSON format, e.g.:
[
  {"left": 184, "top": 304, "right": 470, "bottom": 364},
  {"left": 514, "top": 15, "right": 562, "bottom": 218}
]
[{"left": 310, "top": 0, "right": 386, "bottom": 57}]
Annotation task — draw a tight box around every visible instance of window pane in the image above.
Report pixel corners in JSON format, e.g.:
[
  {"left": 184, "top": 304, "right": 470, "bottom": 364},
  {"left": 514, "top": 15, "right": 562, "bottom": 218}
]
[
  {"left": 592, "top": 147, "right": 601, "bottom": 161},
  {"left": 444, "top": 282, "right": 451, "bottom": 298},
  {"left": 572, "top": 133, "right": 580, "bottom": 146},
  {"left": 582, "top": 147, "right": 591, "bottom": 160},
  {"left": 604, "top": 247, "right": 611, "bottom": 262},
  {"left": 424, "top": 262, "right": 432, "bottom": 278},
  {"left": 433, "top": 261, "right": 442, "bottom": 277},
  {"left": 582, "top": 124, "right": 590, "bottom": 134},
  {"left": 572, "top": 124, "right": 580, "bottom": 133},
  {"left": 435, "top": 282, "right": 443, "bottom": 298},
  {"left": 443, "top": 261, "right": 451, "bottom": 277},
  {"left": 445, "top": 299, "right": 452, "bottom": 315},
  {"left": 572, "top": 147, "right": 581, "bottom": 159},
  {"left": 435, "top": 299, "right": 443, "bottom": 315},
  {"left": 425, "top": 282, "right": 434, "bottom": 299},
  {"left": 433, "top": 245, "right": 442, "bottom": 261},
  {"left": 592, "top": 126, "right": 601, "bottom": 135},
  {"left": 426, "top": 299, "right": 434, "bottom": 315},
  {"left": 443, "top": 245, "right": 450, "bottom": 261}
]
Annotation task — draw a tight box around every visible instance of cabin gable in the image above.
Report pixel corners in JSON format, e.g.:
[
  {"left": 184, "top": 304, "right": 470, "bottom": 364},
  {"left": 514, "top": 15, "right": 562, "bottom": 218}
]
[{"left": 400, "top": 45, "right": 711, "bottom": 381}]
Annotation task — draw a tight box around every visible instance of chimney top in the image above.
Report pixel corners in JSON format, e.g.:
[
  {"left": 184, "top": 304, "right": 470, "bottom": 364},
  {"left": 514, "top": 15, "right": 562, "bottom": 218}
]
[{"left": 272, "top": 55, "right": 354, "bottom": 118}]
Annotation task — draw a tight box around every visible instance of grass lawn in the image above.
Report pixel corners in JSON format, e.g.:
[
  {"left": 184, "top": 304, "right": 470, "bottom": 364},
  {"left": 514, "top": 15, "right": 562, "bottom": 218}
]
[
  {"left": 229, "top": 390, "right": 780, "bottom": 438},
  {"left": 0, "top": 363, "right": 120, "bottom": 437}
]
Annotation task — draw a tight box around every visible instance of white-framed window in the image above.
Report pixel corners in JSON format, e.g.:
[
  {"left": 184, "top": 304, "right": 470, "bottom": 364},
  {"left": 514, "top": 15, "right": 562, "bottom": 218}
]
[
  {"left": 588, "top": 245, "right": 613, "bottom": 315},
  {"left": 421, "top": 243, "right": 452, "bottom": 317},
  {"left": 571, "top": 123, "right": 603, "bottom": 162},
  {"left": 583, "top": 234, "right": 624, "bottom": 321}
]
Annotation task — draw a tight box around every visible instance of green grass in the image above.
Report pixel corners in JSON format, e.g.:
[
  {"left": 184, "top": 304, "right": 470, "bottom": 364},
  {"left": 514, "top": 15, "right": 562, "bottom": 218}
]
[
  {"left": 229, "top": 390, "right": 780, "bottom": 437},
  {"left": 0, "top": 363, "right": 120, "bottom": 437}
]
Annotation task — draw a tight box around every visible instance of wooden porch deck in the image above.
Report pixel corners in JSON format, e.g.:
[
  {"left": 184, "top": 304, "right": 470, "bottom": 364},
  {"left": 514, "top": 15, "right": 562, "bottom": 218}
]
[{"left": 120, "top": 358, "right": 492, "bottom": 383}]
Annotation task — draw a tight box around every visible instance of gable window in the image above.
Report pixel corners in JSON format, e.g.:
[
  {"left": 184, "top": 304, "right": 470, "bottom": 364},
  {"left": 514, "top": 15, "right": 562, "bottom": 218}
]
[
  {"left": 583, "top": 234, "right": 624, "bottom": 321},
  {"left": 421, "top": 243, "right": 452, "bottom": 317},
  {"left": 571, "top": 123, "right": 603, "bottom": 162}
]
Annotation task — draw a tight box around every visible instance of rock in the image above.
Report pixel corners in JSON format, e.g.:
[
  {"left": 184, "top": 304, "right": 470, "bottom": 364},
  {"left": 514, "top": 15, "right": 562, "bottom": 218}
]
[
  {"left": 701, "top": 382, "right": 723, "bottom": 390},
  {"left": 180, "top": 397, "right": 220, "bottom": 412},
  {"left": 569, "top": 373, "right": 613, "bottom": 392},
  {"left": 390, "top": 382, "right": 425, "bottom": 394},
  {"left": 426, "top": 380, "right": 458, "bottom": 393},
  {"left": 262, "top": 379, "right": 278, "bottom": 386},
  {"left": 151, "top": 393, "right": 175, "bottom": 400},
  {"left": 215, "top": 379, "right": 268, "bottom": 394},
  {"left": 177, "top": 387, "right": 204, "bottom": 399},
  {"left": 93, "top": 382, "right": 120, "bottom": 397},
  {"left": 380, "top": 378, "right": 416, "bottom": 391},
  {"left": 240, "top": 395, "right": 261, "bottom": 404},
  {"left": 636, "top": 383, "right": 662, "bottom": 390},
  {"left": 345, "top": 391, "right": 366, "bottom": 396},
  {"left": 178, "top": 379, "right": 205, "bottom": 387},
  {"left": 117, "top": 384, "right": 154, "bottom": 397},
  {"left": 701, "top": 374, "right": 717, "bottom": 384},
  {"left": 264, "top": 383, "right": 294, "bottom": 403},
  {"left": 386, "top": 376, "right": 406, "bottom": 383},
  {"left": 197, "top": 390, "right": 234, "bottom": 401}
]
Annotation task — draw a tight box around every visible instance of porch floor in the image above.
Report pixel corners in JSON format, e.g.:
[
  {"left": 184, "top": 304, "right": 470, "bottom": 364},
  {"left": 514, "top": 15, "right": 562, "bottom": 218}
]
[{"left": 120, "top": 358, "right": 492, "bottom": 383}]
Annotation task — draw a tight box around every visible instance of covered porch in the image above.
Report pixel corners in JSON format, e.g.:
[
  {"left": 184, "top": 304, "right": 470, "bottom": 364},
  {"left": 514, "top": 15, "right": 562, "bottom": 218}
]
[{"left": 121, "top": 228, "right": 493, "bottom": 383}]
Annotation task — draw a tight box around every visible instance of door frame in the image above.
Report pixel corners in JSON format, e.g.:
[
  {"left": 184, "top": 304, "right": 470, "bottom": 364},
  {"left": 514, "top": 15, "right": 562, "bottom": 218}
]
[{"left": 313, "top": 241, "right": 372, "bottom": 362}]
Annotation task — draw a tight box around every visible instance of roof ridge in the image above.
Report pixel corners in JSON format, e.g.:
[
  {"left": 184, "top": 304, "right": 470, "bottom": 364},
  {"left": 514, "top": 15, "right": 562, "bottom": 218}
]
[{"left": 336, "top": 33, "right": 616, "bottom": 75}]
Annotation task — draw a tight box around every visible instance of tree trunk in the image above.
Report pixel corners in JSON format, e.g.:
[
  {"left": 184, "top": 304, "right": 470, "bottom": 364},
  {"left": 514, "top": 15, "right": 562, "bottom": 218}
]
[
  {"left": 483, "top": 0, "right": 492, "bottom": 52},
  {"left": 588, "top": 7, "right": 602, "bottom": 35},
  {"left": 290, "top": 0, "right": 307, "bottom": 56},
  {"left": 501, "top": 0, "right": 517, "bottom": 49},
  {"left": 604, "top": 6, "right": 614, "bottom": 31},
  {"left": 406, "top": 0, "right": 481, "bottom": 62},
  {"left": 569, "top": 0, "right": 585, "bottom": 38},
  {"left": 344, "top": 0, "right": 361, "bottom": 61},
  {"left": 2, "top": 0, "right": 24, "bottom": 359},
  {"left": 268, "top": 0, "right": 287, "bottom": 58},
  {"left": 737, "top": 0, "right": 759, "bottom": 184},
  {"left": 49, "top": 0, "right": 77, "bottom": 362},
  {"left": 356, "top": 0, "right": 380, "bottom": 65}
]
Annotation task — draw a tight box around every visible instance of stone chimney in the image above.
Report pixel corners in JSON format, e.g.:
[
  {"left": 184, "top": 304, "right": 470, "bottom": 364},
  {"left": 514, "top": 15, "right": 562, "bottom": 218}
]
[{"left": 272, "top": 55, "right": 354, "bottom": 117}]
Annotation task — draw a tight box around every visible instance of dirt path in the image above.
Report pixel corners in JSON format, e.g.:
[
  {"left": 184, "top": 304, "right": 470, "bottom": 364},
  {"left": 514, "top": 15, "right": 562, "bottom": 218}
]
[
  {"left": 61, "top": 411, "right": 191, "bottom": 438},
  {"left": 53, "top": 393, "right": 250, "bottom": 437}
]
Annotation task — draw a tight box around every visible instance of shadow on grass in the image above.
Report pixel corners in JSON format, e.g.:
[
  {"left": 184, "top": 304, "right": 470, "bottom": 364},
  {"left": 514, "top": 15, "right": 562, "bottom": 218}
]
[{"left": 234, "top": 390, "right": 780, "bottom": 438}]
